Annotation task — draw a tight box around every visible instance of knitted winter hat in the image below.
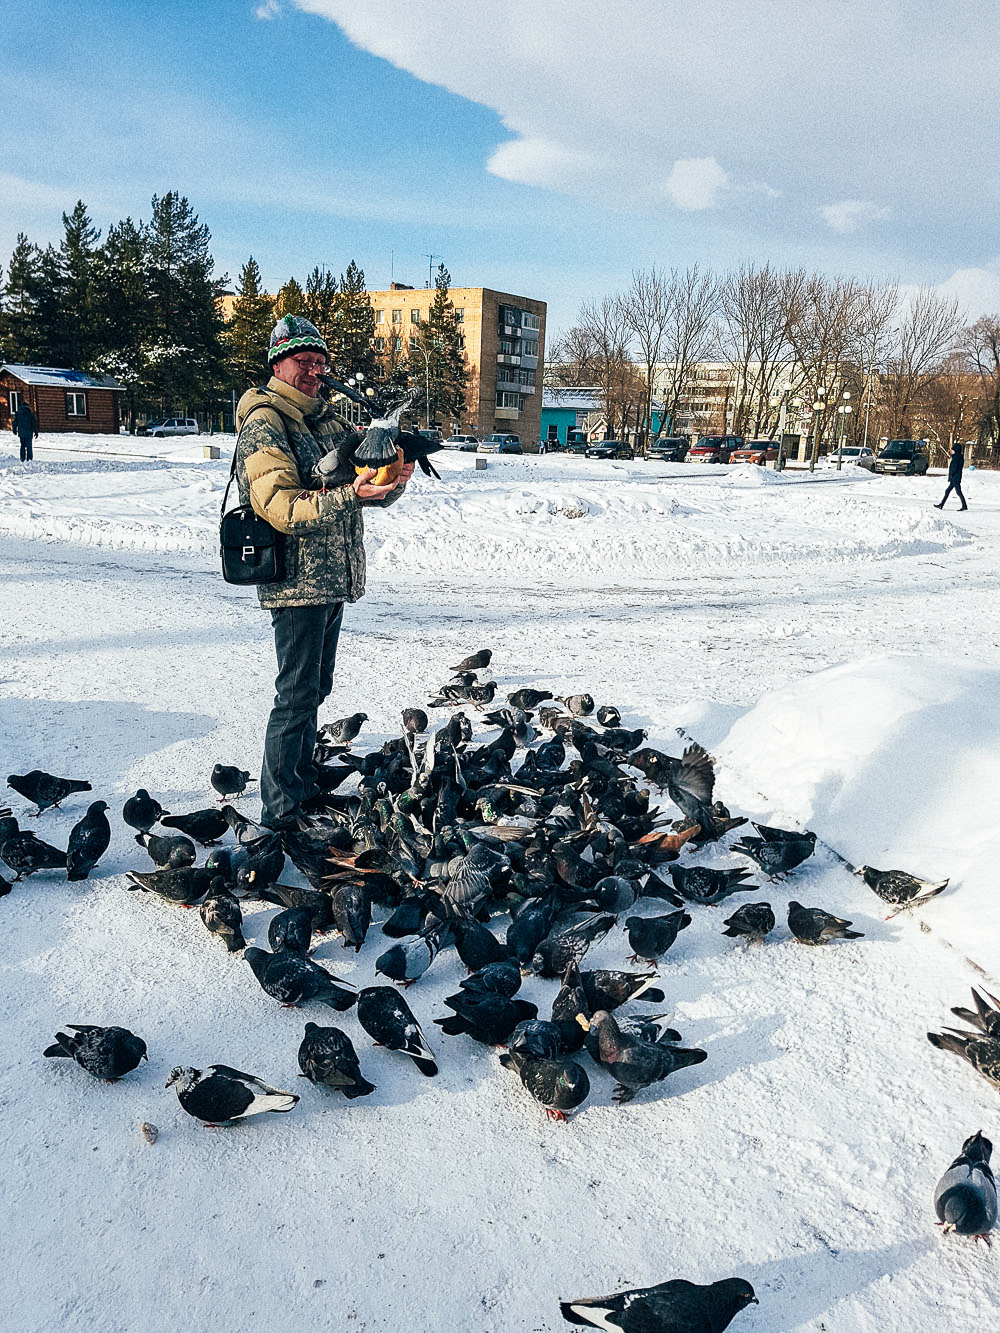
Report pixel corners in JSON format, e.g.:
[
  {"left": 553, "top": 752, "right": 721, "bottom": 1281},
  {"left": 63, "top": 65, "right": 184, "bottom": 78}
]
[{"left": 267, "top": 313, "right": 328, "bottom": 365}]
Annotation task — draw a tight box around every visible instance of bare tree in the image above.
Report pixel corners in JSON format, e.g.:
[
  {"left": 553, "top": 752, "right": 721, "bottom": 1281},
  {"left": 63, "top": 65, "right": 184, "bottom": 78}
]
[
  {"left": 718, "top": 263, "right": 793, "bottom": 437},
  {"left": 655, "top": 265, "right": 722, "bottom": 438},
  {"left": 882, "top": 287, "right": 964, "bottom": 437},
  {"left": 960, "top": 315, "right": 1000, "bottom": 460},
  {"left": 578, "top": 295, "right": 640, "bottom": 439},
  {"left": 622, "top": 268, "right": 672, "bottom": 452},
  {"left": 545, "top": 323, "right": 602, "bottom": 386}
]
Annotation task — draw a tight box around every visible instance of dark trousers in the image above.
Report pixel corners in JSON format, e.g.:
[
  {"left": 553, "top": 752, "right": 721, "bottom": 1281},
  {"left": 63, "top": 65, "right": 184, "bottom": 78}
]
[
  {"left": 939, "top": 481, "right": 967, "bottom": 508},
  {"left": 261, "top": 602, "right": 344, "bottom": 828},
  {"left": 18, "top": 433, "right": 33, "bottom": 461}
]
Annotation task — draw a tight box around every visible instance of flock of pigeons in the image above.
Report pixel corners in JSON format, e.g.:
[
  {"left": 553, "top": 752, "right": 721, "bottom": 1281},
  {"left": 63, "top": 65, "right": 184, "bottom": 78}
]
[{"left": 3, "top": 646, "right": 995, "bottom": 1331}]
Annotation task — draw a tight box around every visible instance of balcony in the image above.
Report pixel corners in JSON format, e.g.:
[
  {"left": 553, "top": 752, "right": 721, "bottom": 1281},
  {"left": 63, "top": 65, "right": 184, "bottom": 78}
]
[{"left": 496, "top": 354, "right": 521, "bottom": 366}]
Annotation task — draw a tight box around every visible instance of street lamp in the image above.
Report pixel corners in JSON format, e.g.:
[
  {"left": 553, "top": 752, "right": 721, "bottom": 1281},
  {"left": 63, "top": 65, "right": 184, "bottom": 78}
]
[
  {"left": 769, "top": 384, "right": 802, "bottom": 471},
  {"left": 809, "top": 388, "right": 827, "bottom": 472},
  {"left": 835, "top": 391, "right": 853, "bottom": 470}
]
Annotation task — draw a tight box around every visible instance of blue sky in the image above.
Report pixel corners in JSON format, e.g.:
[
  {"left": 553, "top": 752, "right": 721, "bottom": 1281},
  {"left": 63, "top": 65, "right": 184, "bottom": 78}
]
[{"left": 3, "top": 0, "right": 999, "bottom": 334}]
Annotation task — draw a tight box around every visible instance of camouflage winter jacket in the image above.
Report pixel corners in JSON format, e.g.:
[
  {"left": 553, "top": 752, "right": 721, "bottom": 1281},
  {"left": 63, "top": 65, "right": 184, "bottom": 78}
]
[{"left": 234, "top": 378, "right": 404, "bottom": 610}]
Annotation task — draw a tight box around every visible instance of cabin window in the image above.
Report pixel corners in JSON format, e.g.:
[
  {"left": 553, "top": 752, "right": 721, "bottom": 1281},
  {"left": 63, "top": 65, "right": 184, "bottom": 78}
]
[
  {"left": 9, "top": 390, "right": 20, "bottom": 415},
  {"left": 66, "top": 391, "right": 87, "bottom": 416}
]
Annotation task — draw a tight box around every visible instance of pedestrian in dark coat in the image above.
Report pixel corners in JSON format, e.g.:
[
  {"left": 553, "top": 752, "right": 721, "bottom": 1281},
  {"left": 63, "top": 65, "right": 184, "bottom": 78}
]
[
  {"left": 935, "top": 443, "right": 967, "bottom": 510},
  {"left": 12, "top": 402, "right": 38, "bottom": 462}
]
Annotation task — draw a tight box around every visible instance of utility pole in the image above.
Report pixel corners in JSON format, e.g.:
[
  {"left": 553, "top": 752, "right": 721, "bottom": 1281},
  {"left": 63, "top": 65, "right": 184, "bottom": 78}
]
[{"left": 426, "top": 254, "right": 441, "bottom": 288}]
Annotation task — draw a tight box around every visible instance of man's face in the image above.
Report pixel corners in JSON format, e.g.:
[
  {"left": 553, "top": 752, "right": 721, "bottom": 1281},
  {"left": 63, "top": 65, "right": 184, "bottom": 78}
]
[{"left": 272, "top": 350, "right": 327, "bottom": 397}]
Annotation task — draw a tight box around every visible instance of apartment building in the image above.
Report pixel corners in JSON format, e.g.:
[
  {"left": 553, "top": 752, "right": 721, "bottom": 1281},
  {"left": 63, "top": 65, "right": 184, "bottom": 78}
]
[{"left": 366, "top": 284, "right": 547, "bottom": 441}]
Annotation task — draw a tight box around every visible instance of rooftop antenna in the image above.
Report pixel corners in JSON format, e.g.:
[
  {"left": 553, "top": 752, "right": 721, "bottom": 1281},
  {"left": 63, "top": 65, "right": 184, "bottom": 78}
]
[{"left": 426, "top": 254, "right": 441, "bottom": 288}]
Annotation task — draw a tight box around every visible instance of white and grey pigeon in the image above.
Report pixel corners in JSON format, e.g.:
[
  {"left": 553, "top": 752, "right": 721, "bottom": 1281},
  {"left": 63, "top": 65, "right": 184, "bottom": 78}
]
[
  {"left": 166, "top": 1065, "right": 298, "bottom": 1125},
  {"left": 933, "top": 1130, "right": 997, "bottom": 1239}
]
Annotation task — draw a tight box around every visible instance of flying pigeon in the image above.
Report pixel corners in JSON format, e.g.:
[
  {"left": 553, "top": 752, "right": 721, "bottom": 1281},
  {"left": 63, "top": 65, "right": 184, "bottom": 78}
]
[
  {"left": 499, "top": 1049, "right": 591, "bottom": 1120},
  {"left": 624, "top": 910, "right": 691, "bottom": 963},
  {"left": 317, "top": 713, "right": 368, "bottom": 747},
  {"left": 0, "top": 816, "right": 66, "bottom": 880},
  {"left": 122, "top": 789, "right": 168, "bottom": 832},
  {"left": 722, "top": 901, "right": 776, "bottom": 942},
  {"left": 159, "top": 808, "right": 229, "bottom": 845},
  {"left": 934, "top": 1130, "right": 997, "bottom": 1239},
  {"left": 560, "top": 1276, "right": 757, "bottom": 1331},
  {"left": 356, "top": 985, "right": 438, "bottom": 1076},
  {"left": 787, "top": 900, "right": 864, "bottom": 945},
  {"left": 7, "top": 770, "right": 91, "bottom": 815},
  {"left": 854, "top": 865, "right": 949, "bottom": 917},
  {"left": 166, "top": 1064, "right": 298, "bottom": 1125},
  {"left": 297, "top": 1022, "right": 375, "bottom": 1098},
  {"left": 581, "top": 1009, "right": 707, "bottom": 1103},
  {"left": 244, "top": 947, "right": 357, "bottom": 1010},
  {"left": 210, "top": 764, "right": 251, "bottom": 801},
  {"left": 134, "top": 829, "right": 196, "bottom": 869},
  {"left": 626, "top": 743, "right": 745, "bottom": 843},
  {"left": 65, "top": 801, "right": 112, "bottom": 881},
  {"left": 199, "top": 884, "right": 246, "bottom": 951},
  {"left": 44, "top": 1025, "right": 147, "bottom": 1081}
]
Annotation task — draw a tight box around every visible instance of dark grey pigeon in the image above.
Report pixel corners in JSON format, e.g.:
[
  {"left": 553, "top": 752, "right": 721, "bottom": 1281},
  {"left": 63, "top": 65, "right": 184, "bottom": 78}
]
[
  {"left": 508, "top": 1019, "right": 568, "bottom": 1061},
  {"left": 667, "top": 864, "right": 757, "bottom": 905},
  {"left": 595, "top": 704, "right": 621, "bottom": 728},
  {"left": 330, "top": 880, "right": 372, "bottom": 952},
  {"left": 583, "top": 1008, "right": 707, "bottom": 1103},
  {"left": 134, "top": 829, "right": 196, "bottom": 869},
  {"left": 626, "top": 743, "right": 745, "bottom": 843},
  {"left": 927, "top": 1029, "right": 1000, "bottom": 1092},
  {"left": 297, "top": 1022, "right": 375, "bottom": 1098},
  {"left": 722, "top": 901, "right": 776, "bottom": 942},
  {"left": 317, "top": 713, "right": 368, "bottom": 747},
  {"left": 532, "top": 912, "right": 616, "bottom": 978},
  {"left": 122, "top": 789, "right": 167, "bottom": 832},
  {"left": 451, "top": 649, "right": 492, "bottom": 672},
  {"left": 499, "top": 1049, "right": 590, "bottom": 1120},
  {"left": 256, "top": 882, "right": 336, "bottom": 933},
  {"left": 8, "top": 770, "right": 91, "bottom": 815},
  {"left": 356, "top": 985, "right": 438, "bottom": 1076},
  {"left": 166, "top": 1064, "right": 297, "bottom": 1124},
  {"left": 579, "top": 969, "right": 665, "bottom": 1012},
  {"left": 267, "top": 906, "right": 313, "bottom": 954},
  {"left": 159, "top": 808, "right": 229, "bottom": 845},
  {"left": 0, "top": 816, "right": 67, "bottom": 881},
  {"left": 731, "top": 826, "right": 816, "bottom": 877},
  {"left": 453, "top": 918, "right": 513, "bottom": 971},
  {"left": 507, "top": 687, "right": 553, "bottom": 711},
  {"left": 855, "top": 864, "right": 949, "bottom": 917},
  {"left": 44, "top": 1025, "right": 147, "bottom": 1080},
  {"left": 437, "top": 992, "right": 538, "bottom": 1046},
  {"left": 787, "top": 900, "right": 863, "bottom": 945},
  {"left": 560, "top": 1276, "right": 758, "bottom": 1331},
  {"left": 950, "top": 987, "right": 1000, "bottom": 1039},
  {"left": 244, "top": 946, "right": 357, "bottom": 1010},
  {"left": 210, "top": 764, "right": 251, "bottom": 801},
  {"left": 125, "top": 865, "right": 212, "bottom": 906},
  {"left": 199, "top": 883, "right": 246, "bottom": 951},
  {"left": 934, "top": 1130, "right": 997, "bottom": 1239},
  {"left": 624, "top": 909, "right": 691, "bottom": 963},
  {"left": 66, "top": 801, "right": 111, "bottom": 881},
  {"left": 402, "top": 707, "right": 428, "bottom": 735},
  {"left": 459, "top": 958, "right": 522, "bottom": 998}
]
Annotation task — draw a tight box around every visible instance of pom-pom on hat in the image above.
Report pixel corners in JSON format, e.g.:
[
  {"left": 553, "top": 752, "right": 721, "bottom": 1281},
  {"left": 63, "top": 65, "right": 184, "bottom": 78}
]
[{"left": 268, "top": 313, "right": 328, "bottom": 365}]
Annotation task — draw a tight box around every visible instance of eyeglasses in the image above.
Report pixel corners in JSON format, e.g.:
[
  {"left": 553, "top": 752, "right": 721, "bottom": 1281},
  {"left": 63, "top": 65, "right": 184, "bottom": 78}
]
[{"left": 291, "top": 356, "right": 327, "bottom": 373}]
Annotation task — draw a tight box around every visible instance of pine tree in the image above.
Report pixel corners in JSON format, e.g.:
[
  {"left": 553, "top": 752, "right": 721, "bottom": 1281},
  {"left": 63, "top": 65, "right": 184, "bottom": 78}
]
[
  {"left": 58, "top": 200, "right": 101, "bottom": 367},
  {"left": 302, "top": 266, "right": 338, "bottom": 344},
  {"left": 274, "top": 277, "right": 305, "bottom": 321},
  {"left": 91, "top": 218, "right": 150, "bottom": 428},
  {"left": 410, "top": 264, "right": 469, "bottom": 426},
  {"left": 225, "top": 256, "right": 274, "bottom": 388},
  {"left": 0, "top": 233, "right": 41, "bottom": 362},
  {"left": 327, "top": 259, "right": 376, "bottom": 379},
  {"left": 32, "top": 245, "right": 70, "bottom": 365}
]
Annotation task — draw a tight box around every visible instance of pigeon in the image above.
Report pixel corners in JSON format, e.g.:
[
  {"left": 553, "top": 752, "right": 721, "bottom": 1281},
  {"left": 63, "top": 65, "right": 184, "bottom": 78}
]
[
  {"left": 65, "top": 801, "right": 111, "bottom": 881},
  {"left": 560, "top": 1276, "right": 758, "bottom": 1331},
  {"left": 581, "top": 1009, "right": 708, "bottom": 1103},
  {"left": 210, "top": 764, "right": 251, "bottom": 801},
  {"left": 731, "top": 826, "right": 816, "bottom": 877},
  {"left": 508, "top": 1019, "right": 571, "bottom": 1060},
  {"left": 159, "top": 808, "right": 229, "bottom": 845},
  {"left": 927, "top": 1030, "right": 1000, "bottom": 1092},
  {"left": 624, "top": 910, "right": 691, "bottom": 963},
  {"left": 199, "top": 884, "right": 246, "bottom": 951},
  {"left": 459, "top": 958, "right": 522, "bottom": 998},
  {"left": 500, "top": 1049, "right": 591, "bottom": 1120},
  {"left": 402, "top": 707, "right": 428, "bottom": 735},
  {"left": 134, "top": 829, "right": 196, "bottom": 869},
  {"left": 375, "top": 923, "right": 452, "bottom": 985},
  {"left": 787, "top": 900, "right": 863, "bottom": 945},
  {"left": 949, "top": 988, "right": 1000, "bottom": 1039},
  {"left": 122, "top": 789, "right": 168, "bottom": 832},
  {"left": 0, "top": 817, "right": 67, "bottom": 880},
  {"left": 583, "top": 1013, "right": 682, "bottom": 1062},
  {"left": 125, "top": 865, "right": 212, "bottom": 906},
  {"left": 722, "top": 901, "right": 776, "bottom": 942},
  {"left": 507, "top": 688, "right": 553, "bottom": 711},
  {"left": 437, "top": 992, "right": 538, "bottom": 1046},
  {"left": 579, "top": 969, "right": 665, "bottom": 1012},
  {"left": 297, "top": 1022, "right": 375, "bottom": 1098},
  {"left": 532, "top": 912, "right": 617, "bottom": 978},
  {"left": 44, "top": 1025, "right": 147, "bottom": 1081},
  {"left": 558, "top": 693, "right": 595, "bottom": 717},
  {"left": 255, "top": 882, "right": 336, "bottom": 933},
  {"left": 356, "top": 985, "right": 438, "bottom": 1076},
  {"left": 855, "top": 865, "right": 949, "bottom": 917},
  {"left": 244, "top": 946, "right": 357, "bottom": 1010},
  {"left": 626, "top": 743, "right": 744, "bottom": 843},
  {"left": 166, "top": 1064, "right": 298, "bottom": 1125},
  {"left": 453, "top": 918, "right": 513, "bottom": 971},
  {"left": 318, "top": 713, "right": 368, "bottom": 747},
  {"left": 330, "top": 880, "right": 372, "bottom": 951},
  {"left": 8, "top": 770, "right": 92, "bottom": 815},
  {"left": 267, "top": 906, "right": 314, "bottom": 954},
  {"left": 595, "top": 704, "right": 621, "bottom": 728},
  {"left": 667, "top": 865, "right": 757, "bottom": 906},
  {"left": 934, "top": 1130, "right": 997, "bottom": 1239},
  {"left": 451, "top": 649, "right": 492, "bottom": 672},
  {"left": 468, "top": 681, "right": 498, "bottom": 706}
]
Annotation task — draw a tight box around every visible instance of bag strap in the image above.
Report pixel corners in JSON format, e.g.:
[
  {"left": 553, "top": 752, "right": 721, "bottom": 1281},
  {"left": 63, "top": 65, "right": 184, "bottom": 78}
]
[{"left": 222, "top": 400, "right": 292, "bottom": 517}]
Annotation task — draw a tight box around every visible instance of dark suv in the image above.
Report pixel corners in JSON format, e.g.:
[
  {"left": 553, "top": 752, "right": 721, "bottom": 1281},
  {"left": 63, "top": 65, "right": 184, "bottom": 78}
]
[
  {"left": 873, "top": 439, "right": 930, "bottom": 475},
  {"left": 645, "top": 436, "right": 689, "bottom": 462}
]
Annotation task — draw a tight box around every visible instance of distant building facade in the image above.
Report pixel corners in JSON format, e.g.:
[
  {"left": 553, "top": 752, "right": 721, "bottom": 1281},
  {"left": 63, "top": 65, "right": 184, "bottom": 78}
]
[
  {"left": 367, "top": 284, "right": 546, "bottom": 442},
  {"left": 0, "top": 365, "right": 124, "bottom": 434}
]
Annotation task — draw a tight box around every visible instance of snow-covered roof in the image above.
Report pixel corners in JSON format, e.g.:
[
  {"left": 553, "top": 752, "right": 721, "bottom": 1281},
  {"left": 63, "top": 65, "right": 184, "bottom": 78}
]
[
  {"left": 1, "top": 364, "right": 124, "bottom": 390},
  {"left": 542, "top": 387, "right": 603, "bottom": 411}
]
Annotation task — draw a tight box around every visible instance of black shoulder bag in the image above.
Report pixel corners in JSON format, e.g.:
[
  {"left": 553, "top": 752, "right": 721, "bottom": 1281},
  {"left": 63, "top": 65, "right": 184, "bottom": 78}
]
[{"left": 220, "top": 405, "right": 288, "bottom": 585}]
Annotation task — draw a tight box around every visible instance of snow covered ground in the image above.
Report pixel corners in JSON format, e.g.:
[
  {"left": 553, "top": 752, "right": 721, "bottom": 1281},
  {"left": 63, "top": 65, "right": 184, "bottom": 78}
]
[{"left": 2, "top": 434, "right": 999, "bottom": 1331}]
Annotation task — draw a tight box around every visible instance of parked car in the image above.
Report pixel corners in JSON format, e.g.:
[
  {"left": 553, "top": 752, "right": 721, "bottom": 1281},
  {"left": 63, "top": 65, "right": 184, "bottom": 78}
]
[
  {"left": 418, "top": 427, "right": 443, "bottom": 444},
  {"left": 872, "top": 439, "right": 930, "bottom": 476},
  {"left": 645, "top": 436, "right": 689, "bottom": 462},
  {"left": 566, "top": 429, "right": 589, "bottom": 451},
  {"left": 138, "top": 417, "right": 200, "bottom": 437},
  {"left": 730, "top": 440, "right": 778, "bottom": 465},
  {"left": 479, "top": 433, "right": 522, "bottom": 454},
  {"left": 824, "top": 445, "right": 875, "bottom": 470},
  {"left": 688, "top": 434, "right": 742, "bottom": 463},
  {"left": 585, "top": 439, "right": 633, "bottom": 460},
  {"left": 444, "top": 434, "right": 480, "bottom": 451}
]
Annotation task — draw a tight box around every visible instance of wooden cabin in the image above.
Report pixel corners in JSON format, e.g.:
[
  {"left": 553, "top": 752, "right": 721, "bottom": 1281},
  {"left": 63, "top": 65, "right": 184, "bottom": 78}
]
[{"left": 0, "top": 364, "right": 124, "bottom": 434}]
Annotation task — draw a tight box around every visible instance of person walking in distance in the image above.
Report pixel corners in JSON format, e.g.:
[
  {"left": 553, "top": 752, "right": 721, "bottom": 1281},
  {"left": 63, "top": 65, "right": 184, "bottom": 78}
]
[
  {"left": 12, "top": 400, "right": 38, "bottom": 462},
  {"left": 935, "top": 442, "right": 968, "bottom": 511},
  {"left": 235, "top": 314, "right": 415, "bottom": 831}
]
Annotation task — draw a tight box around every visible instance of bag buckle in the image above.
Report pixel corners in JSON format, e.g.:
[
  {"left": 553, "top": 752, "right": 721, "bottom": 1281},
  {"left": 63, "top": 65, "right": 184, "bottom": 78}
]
[{"left": 242, "top": 545, "right": 256, "bottom": 559}]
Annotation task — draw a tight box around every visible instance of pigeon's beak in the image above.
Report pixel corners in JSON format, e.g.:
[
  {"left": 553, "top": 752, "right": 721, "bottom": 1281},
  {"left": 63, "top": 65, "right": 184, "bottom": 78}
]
[{"left": 851, "top": 866, "right": 864, "bottom": 876}]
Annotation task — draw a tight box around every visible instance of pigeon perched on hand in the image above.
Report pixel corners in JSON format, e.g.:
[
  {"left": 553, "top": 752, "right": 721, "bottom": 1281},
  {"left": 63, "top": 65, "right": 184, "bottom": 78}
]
[
  {"left": 0, "top": 816, "right": 67, "bottom": 880},
  {"left": 122, "top": 789, "right": 167, "bottom": 832},
  {"left": 787, "top": 900, "right": 863, "bottom": 945},
  {"left": 210, "top": 764, "right": 251, "bottom": 801},
  {"left": 8, "top": 770, "right": 91, "bottom": 815},
  {"left": 499, "top": 1049, "right": 590, "bottom": 1120},
  {"left": 560, "top": 1276, "right": 757, "bottom": 1331},
  {"left": 134, "top": 829, "right": 196, "bottom": 869},
  {"left": 44, "top": 1025, "right": 147, "bottom": 1081},
  {"left": 624, "top": 909, "right": 691, "bottom": 963},
  {"left": 297, "top": 1022, "right": 375, "bottom": 1098},
  {"left": 854, "top": 865, "right": 949, "bottom": 917},
  {"left": 159, "top": 808, "right": 229, "bottom": 846},
  {"left": 934, "top": 1130, "right": 997, "bottom": 1239},
  {"left": 317, "top": 713, "right": 368, "bottom": 747},
  {"left": 244, "top": 947, "right": 357, "bottom": 1010},
  {"left": 166, "top": 1065, "right": 298, "bottom": 1125},
  {"left": 66, "top": 801, "right": 111, "bottom": 881},
  {"left": 356, "top": 985, "right": 438, "bottom": 1076},
  {"left": 722, "top": 901, "right": 776, "bottom": 942}
]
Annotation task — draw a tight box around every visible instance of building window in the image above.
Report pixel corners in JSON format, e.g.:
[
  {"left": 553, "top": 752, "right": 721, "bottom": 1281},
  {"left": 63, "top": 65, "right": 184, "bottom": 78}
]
[
  {"left": 391, "top": 309, "right": 402, "bottom": 324},
  {"left": 522, "top": 312, "right": 539, "bottom": 330},
  {"left": 374, "top": 309, "right": 385, "bottom": 324},
  {"left": 66, "top": 391, "right": 87, "bottom": 417},
  {"left": 410, "top": 308, "right": 421, "bottom": 325},
  {"left": 522, "top": 339, "right": 538, "bottom": 357},
  {"left": 9, "top": 390, "right": 20, "bottom": 415},
  {"left": 393, "top": 337, "right": 402, "bottom": 352},
  {"left": 454, "top": 308, "right": 464, "bottom": 323},
  {"left": 457, "top": 335, "right": 465, "bottom": 351},
  {"left": 518, "top": 369, "right": 536, "bottom": 386},
  {"left": 496, "top": 391, "right": 521, "bottom": 409}
]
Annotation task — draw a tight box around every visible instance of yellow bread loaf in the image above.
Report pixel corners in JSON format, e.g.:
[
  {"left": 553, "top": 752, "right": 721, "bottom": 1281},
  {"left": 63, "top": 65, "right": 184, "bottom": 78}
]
[{"left": 355, "top": 447, "right": 404, "bottom": 487}]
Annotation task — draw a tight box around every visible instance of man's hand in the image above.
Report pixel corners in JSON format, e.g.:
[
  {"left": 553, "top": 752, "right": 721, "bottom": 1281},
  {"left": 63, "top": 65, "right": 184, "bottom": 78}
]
[
  {"left": 352, "top": 467, "right": 396, "bottom": 500},
  {"left": 394, "top": 462, "right": 415, "bottom": 489}
]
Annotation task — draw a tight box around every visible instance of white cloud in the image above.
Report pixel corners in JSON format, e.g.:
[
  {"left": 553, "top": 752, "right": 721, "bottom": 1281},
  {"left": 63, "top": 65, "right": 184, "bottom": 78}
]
[
  {"left": 487, "top": 137, "right": 598, "bottom": 191},
  {"left": 819, "top": 200, "right": 892, "bottom": 234},
  {"left": 929, "top": 266, "right": 1000, "bottom": 321},
  {"left": 255, "top": 0, "right": 282, "bottom": 17},
  {"left": 662, "top": 157, "right": 728, "bottom": 211}
]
